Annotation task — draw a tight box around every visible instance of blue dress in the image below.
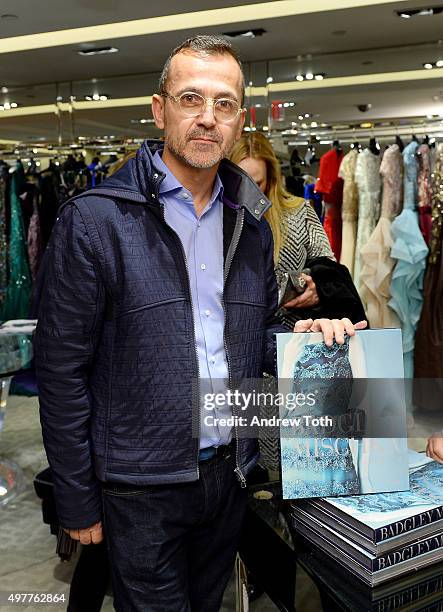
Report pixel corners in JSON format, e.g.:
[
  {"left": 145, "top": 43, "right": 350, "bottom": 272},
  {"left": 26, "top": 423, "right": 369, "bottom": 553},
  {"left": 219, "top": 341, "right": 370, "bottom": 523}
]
[
  {"left": 281, "top": 338, "right": 360, "bottom": 498},
  {"left": 389, "top": 141, "right": 428, "bottom": 378}
]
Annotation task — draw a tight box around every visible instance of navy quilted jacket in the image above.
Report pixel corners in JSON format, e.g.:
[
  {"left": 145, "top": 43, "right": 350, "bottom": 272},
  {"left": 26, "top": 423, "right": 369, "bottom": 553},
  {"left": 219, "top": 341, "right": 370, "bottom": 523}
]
[{"left": 35, "top": 141, "right": 285, "bottom": 529}]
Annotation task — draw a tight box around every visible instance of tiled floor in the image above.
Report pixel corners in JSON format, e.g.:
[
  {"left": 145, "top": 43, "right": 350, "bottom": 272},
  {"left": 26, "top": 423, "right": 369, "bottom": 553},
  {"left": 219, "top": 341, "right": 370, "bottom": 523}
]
[{"left": 0, "top": 394, "right": 430, "bottom": 612}]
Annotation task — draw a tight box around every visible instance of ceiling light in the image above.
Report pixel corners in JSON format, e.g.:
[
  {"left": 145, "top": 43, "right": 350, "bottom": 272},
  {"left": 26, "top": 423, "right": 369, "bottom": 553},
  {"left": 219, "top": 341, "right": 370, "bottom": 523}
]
[
  {"left": 78, "top": 46, "right": 119, "bottom": 56},
  {"left": 85, "top": 95, "right": 92, "bottom": 101},
  {"left": 3, "top": 102, "right": 10, "bottom": 110},
  {"left": 289, "top": 102, "right": 295, "bottom": 107},
  {"left": 92, "top": 94, "right": 100, "bottom": 101},
  {"left": 255, "top": 103, "right": 262, "bottom": 108},
  {"left": 315, "top": 73, "right": 325, "bottom": 80},
  {"left": 283, "top": 102, "right": 289, "bottom": 108},
  {"left": 304, "top": 113, "right": 310, "bottom": 118},
  {"left": 10, "top": 102, "right": 17, "bottom": 108},
  {"left": 266, "top": 76, "right": 273, "bottom": 84},
  {"left": 99, "top": 95, "right": 108, "bottom": 101},
  {"left": 397, "top": 7, "right": 443, "bottom": 18},
  {"left": 311, "top": 121, "right": 318, "bottom": 127},
  {"left": 224, "top": 28, "right": 266, "bottom": 38},
  {"left": 301, "top": 123, "right": 308, "bottom": 129},
  {"left": 424, "top": 63, "right": 434, "bottom": 69},
  {"left": 262, "top": 126, "right": 269, "bottom": 131},
  {"left": 244, "top": 126, "right": 251, "bottom": 132},
  {"left": 295, "top": 75, "right": 304, "bottom": 82},
  {"left": 298, "top": 115, "right": 304, "bottom": 120},
  {"left": 1, "top": 87, "right": 8, "bottom": 93},
  {"left": 305, "top": 73, "right": 314, "bottom": 80},
  {"left": 437, "top": 60, "right": 443, "bottom": 67},
  {"left": 360, "top": 122, "right": 373, "bottom": 128}
]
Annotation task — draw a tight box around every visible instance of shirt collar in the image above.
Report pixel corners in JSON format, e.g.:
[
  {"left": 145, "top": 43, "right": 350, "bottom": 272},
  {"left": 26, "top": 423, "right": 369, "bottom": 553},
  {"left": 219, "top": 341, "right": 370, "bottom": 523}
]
[{"left": 153, "top": 149, "right": 224, "bottom": 208}]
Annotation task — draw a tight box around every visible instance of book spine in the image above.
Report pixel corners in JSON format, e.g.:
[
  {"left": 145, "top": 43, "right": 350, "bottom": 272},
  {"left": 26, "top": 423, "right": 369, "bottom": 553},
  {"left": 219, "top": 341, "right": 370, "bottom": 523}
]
[
  {"left": 375, "top": 506, "right": 443, "bottom": 542},
  {"left": 375, "top": 575, "right": 443, "bottom": 612},
  {"left": 374, "top": 534, "right": 443, "bottom": 572}
]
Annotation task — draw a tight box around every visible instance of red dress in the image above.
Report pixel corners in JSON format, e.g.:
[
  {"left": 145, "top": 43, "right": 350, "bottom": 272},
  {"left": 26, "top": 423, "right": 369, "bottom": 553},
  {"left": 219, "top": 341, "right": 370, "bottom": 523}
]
[{"left": 315, "top": 148, "right": 344, "bottom": 259}]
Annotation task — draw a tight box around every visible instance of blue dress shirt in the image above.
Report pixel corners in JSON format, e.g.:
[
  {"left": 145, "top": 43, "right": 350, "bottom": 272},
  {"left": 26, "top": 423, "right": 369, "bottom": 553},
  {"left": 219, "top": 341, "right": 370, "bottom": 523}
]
[{"left": 153, "top": 151, "right": 231, "bottom": 449}]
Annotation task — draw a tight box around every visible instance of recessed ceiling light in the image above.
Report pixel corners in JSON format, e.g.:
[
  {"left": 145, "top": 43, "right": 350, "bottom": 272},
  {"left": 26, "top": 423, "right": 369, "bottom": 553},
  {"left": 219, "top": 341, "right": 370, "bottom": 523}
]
[
  {"left": 305, "top": 73, "right": 314, "bottom": 80},
  {"left": 304, "top": 113, "right": 310, "bottom": 118},
  {"left": 223, "top": 28, "right": 266, "bottom": 38},
  {"left": 266, "top": 76, "right": 273, "bottom": 84},
  {"left": 78, "top": 47, "right": 119, "bottom": 56},
  {"left": 1, "top": 87, "right": 8, "bottom": 93},
  {"left": 99, "top": 95, "right": 108, "bottom": 101},
  {"left": 295, "top": 75, "right": 304, "bottom": 82},
  {"left": 397, "top": 7, "right": 443, "bottom": 18},
  {"left": 311, "top": 121, "right": 318, "bottom": 127},
  {"left": 424, "top": 62, "right": 434, "bottom": 69},
  {"left": 92, "top": 94, "right": 100, "bottom": 101},
  {"left": 1, "top": 14, "right": 18, "bottom": 20},
  {"left": 10, "top": 102, "right": 17, "bottom": 108},
  {"left": 314, "top": 74, "right": 324, "bottom": 80},
  {"left": 437, "top": 60, "right": 443, "bottom": 67},
  {"left": 298, "top": 115, "right": 304, "bottom": 120},
  {"left": 85, "top": 95, "right": 92, "bottom": 101}
]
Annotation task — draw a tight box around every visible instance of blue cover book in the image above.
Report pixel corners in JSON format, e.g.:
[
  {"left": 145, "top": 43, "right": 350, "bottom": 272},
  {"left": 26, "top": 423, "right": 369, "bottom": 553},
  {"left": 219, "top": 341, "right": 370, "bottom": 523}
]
[{"left": 277, "top": 329, "right": 409, "bottom": 500}]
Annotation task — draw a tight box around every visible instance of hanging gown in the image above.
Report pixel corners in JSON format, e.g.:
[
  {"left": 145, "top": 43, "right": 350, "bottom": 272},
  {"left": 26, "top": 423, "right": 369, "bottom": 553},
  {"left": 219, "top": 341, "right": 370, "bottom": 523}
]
[
  {"left": 315, "top": 148, "right": 344, "bottom": 260},
  {"left": 280, "top": 337, "right": 360, "bottom": 499},
  {"left": 414, "top": 143, "right": 443, "bottom": 399},
  {"left": 1, "top": 163, "right": 32, "bottom": 321},
  {"left": 338, "top": 149, "right": 359, "bottom": 278},
  {"left": 417, "top": 143, "right": 433, "bottom": 245},
  {"left": 354, "top": 149, "right": 381, "bottom": 289},
  {"left": 388, "top": 141, "right": 428, "bottom": 378},
  {"left": 359, "top": 144, "right": 403, "bottom": 328},
  {"left": 27, "top": 189, "right": 43, "bottom": 282},
  {"left": 0, "top": 165, "right": 8, "bottom": 306}
]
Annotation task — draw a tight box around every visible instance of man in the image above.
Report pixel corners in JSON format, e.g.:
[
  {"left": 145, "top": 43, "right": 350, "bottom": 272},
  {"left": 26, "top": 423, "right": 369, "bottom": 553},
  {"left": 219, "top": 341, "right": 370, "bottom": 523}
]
[{"left": 35, "top": 35, "right": 365, "bottom": 611}]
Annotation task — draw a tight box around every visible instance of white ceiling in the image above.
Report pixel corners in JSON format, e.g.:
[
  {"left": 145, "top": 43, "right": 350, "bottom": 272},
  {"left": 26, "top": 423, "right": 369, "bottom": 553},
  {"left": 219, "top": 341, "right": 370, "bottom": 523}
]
[{"left": 0, "top": 0, "right": 442, "bottom": 143}]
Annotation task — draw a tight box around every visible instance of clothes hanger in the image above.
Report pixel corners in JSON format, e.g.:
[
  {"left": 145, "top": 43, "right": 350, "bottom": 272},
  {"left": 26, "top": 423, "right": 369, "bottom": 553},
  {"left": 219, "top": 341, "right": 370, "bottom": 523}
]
[{"left": 368, "top": 137, "right": 380, "bottom": 156}]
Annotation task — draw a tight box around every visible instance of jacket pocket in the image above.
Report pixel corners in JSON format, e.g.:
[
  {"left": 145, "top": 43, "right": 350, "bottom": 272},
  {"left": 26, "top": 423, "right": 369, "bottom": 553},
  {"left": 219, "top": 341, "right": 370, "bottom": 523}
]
[{"left": 115, "top": 297, "right": 186, "bottom": 319}]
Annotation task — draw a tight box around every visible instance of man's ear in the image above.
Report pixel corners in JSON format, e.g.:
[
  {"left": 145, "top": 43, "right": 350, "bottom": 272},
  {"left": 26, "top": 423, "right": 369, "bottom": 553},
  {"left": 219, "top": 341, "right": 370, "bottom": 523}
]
[
  {"left": 235, "top": 108, "right": 246, "bottom": 141},
  {"left": 152, "top": 94, "right": 165, "bottom": 130}
]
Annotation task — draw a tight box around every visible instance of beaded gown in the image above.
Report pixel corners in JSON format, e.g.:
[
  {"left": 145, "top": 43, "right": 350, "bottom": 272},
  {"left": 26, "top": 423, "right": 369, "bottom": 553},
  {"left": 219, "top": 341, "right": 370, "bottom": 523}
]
[
  {"left": 388, "top": 141, "right": 428, "bottom": 378},
  {"left": 1, "top": 162, "right": 32, "bottom": 321}
]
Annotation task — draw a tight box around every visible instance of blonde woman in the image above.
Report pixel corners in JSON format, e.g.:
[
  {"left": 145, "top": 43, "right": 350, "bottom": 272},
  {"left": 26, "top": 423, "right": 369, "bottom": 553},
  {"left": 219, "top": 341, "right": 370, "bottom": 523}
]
[{"left": 230, "top": 132, "right": 366, "bottom": 329}]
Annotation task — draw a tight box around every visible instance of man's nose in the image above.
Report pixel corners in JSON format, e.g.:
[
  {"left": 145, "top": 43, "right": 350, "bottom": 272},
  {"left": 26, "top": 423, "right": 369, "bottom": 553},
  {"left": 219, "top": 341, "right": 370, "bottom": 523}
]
[{"left": 196, "top": 101, "right": 217, "bottom": 128}]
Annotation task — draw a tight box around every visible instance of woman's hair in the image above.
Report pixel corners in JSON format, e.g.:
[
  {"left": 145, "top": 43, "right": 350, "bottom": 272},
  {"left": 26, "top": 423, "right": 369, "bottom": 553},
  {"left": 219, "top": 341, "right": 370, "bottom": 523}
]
[{"left": 229, "top": 132, "right": 303, "bottom": 261}]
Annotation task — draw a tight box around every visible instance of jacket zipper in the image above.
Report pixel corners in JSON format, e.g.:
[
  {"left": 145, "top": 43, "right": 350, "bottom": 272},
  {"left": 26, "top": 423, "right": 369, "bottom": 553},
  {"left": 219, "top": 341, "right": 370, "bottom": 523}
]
[
  {"left": 222, "top": 208, "right": 247, "bottom": 488},
  {"left": 158, "top": 202, "right": 201, "bottom": 480}
]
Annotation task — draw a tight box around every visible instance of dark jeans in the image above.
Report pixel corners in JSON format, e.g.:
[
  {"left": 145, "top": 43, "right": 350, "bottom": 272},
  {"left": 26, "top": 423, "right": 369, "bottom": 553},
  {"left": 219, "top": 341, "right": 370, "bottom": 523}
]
[{"left": 102, "top": 446, "right": 248, "bottom": 612}]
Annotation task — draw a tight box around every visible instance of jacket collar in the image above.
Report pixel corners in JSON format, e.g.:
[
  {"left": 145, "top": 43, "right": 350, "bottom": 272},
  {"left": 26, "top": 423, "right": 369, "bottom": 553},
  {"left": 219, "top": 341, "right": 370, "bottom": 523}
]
[{"left": 87, "top": 139, "right": 271, "bottom": 222}]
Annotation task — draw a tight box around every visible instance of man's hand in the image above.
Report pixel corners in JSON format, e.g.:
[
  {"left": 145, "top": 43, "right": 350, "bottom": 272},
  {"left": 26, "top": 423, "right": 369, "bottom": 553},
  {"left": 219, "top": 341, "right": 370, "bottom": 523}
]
[
  {"left": 426, "top": 434, "right": 443, "bottom": 464},
  {"left": 294, "top": 317, "right": 367, "bottom": 346},
  {"left": 283, "top": 274, "right": 319, "bottom": 309},
  {"left": 64, "top": 521, "right": 104, "bottom": 545}
]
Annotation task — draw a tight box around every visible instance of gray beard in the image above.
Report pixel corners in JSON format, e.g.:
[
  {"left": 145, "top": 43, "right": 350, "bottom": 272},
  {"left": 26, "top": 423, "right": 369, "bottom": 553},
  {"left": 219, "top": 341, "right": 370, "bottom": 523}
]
[{"left": 165, "top": 130, "right": 235, "bottom": 169}]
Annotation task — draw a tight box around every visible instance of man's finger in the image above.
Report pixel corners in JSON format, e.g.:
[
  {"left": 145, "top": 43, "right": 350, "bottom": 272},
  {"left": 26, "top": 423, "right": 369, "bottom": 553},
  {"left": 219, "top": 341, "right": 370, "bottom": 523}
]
[
  {"left": 90, "top": 525, "right": 104, "bottom": 545},
  {"left": 79, "top": 529, "right": 92, "bottom": 545},
  {"left": 65, "top": 529, "right": 80, "bottom": 541},
  {"left": 354, "top": 320, "right": 368, "bottom": 330},
  {"left": 332, "top": 319, "right": 345, "bottom": 345},
  {"left": 293, "top": 318, "right": 313, "bottom": 333},
  {"left": 312, "top": 319, "right": 334, "bottom": 346}
]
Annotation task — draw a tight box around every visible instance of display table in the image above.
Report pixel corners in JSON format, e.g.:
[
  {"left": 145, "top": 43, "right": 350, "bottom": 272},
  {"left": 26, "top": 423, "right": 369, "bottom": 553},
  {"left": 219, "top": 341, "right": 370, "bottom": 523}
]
[
  {"left": 241, "top": 481, "right": 443, "bottom": 612},
  {"left": 0, "top": 325, "right": 34, "bottom": 506}
]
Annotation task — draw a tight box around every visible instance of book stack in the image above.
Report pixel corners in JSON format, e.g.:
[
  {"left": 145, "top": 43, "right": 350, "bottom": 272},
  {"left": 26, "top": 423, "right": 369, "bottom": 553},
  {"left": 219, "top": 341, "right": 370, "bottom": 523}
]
[{"left": 291, "top": 451, "right": 443, "bottom": 587}]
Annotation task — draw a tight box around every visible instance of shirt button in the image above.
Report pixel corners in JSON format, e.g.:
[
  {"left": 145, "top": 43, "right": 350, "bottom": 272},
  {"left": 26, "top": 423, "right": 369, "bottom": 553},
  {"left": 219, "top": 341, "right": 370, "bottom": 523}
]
[
  {"left": 200, "top": 263, "right": 206, "bottom": 270},
  {"left": 204, "top": 309, "right": 211, "bottom": 317},
  {"left": 183, "top": 192, "right": 190, "bottom": 199}
]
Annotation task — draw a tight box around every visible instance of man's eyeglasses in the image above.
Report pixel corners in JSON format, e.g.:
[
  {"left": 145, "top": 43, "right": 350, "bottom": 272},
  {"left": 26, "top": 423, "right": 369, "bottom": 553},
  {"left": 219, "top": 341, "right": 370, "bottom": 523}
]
[{"left": 161, "top": 91, "right": 243, "bottom": 123}]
